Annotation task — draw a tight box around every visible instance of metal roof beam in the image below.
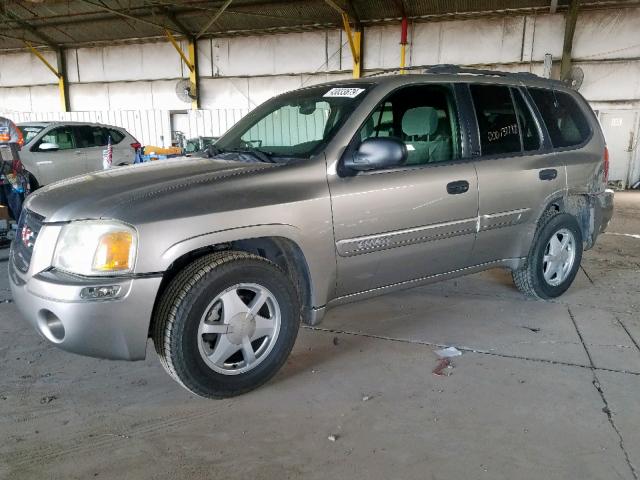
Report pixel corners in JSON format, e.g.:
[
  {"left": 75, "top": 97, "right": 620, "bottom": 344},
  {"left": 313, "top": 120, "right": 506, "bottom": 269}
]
[
  {"left": 560, "top": 0, "right": 580, "bottom": 79},
  {"left": 77, "top": 0, "right": 182, "bottom": 34},
  {"left": 196, "top": 0, "right": 233, "bottom": 39},
  {"left": 1, "top": 10, "right": 58, "bottom": 49},
  {"left": 165, "top": 10, "right": 192, "bottom": 37}
]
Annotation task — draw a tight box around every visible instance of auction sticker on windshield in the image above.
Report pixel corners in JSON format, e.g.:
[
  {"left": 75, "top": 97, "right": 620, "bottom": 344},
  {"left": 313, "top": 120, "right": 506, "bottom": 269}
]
[{"left": 324, "top": 87, "right": 365, "bottom": 98}]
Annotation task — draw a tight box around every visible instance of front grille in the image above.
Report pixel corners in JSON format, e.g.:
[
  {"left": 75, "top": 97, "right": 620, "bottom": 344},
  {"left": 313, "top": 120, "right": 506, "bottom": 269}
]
[{"left": 12, "top": 209, "right": 44, "bottom": 273}]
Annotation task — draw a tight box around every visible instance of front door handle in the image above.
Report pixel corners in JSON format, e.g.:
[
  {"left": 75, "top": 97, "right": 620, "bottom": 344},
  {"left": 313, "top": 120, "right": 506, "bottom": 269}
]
[
  {"left": 539, "top": 168, "right": 558, "bottom": 181},
  {"left": 447, "top": 180, "right": 470, "bottom": 195}
]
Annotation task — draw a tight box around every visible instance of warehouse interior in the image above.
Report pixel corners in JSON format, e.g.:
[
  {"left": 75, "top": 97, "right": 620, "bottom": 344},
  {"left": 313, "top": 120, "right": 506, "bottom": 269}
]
[
  {"left": 1, "top": 1, "right": 640, "bottom": 479},
  {"left": 1, "top": 0, "right": 639, "bottom": 186}
]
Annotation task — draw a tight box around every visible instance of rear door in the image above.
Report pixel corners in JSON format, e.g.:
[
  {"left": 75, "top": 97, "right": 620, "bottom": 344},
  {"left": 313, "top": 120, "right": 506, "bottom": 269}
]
[
  {"left": 469, "top": 84, "right": 566, "bottom": 263},
  {"left": 328, "top": 83, "right": 479, "bottom": 297},
  {"left": 106, "top": 127, "right": 134, "bottom": 166},
  {"left": 73, "top": 125, "right": 107, "bottom": 173}
]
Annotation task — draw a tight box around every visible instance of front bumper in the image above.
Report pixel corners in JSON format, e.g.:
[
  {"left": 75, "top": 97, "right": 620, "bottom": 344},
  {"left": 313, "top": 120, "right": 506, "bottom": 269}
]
[{"left": 9, "top": 261, "right": 162, "bottom": 361}]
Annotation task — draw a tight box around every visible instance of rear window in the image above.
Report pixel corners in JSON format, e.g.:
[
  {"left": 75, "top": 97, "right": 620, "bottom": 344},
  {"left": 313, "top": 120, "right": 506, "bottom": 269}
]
[
  {"left": 528, "top": 88, "right": 591, "bottom": 148},
  {"left": 108, "top": 128, "right": 125, "bottom": 143},
  {"left": 470, "top": 84, "right": 521, "bottom": 156}
]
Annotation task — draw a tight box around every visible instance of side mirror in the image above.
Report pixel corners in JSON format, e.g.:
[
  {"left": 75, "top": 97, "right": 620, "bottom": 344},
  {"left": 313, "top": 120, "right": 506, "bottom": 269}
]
[
  {"left": 38, "top": 142, "right": 60, "bottom": 152},
  {"left": 344, "top": 137, "right": 407, "bottom": 172}
]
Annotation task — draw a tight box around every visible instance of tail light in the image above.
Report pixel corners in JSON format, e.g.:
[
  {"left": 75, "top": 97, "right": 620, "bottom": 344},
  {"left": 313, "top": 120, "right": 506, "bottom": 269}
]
[
  {"left": 603, "top": 146, "right": 609, "bottom": 184},
  {"left": 130, "top": 142, "right": 141, "bottom": 150}
]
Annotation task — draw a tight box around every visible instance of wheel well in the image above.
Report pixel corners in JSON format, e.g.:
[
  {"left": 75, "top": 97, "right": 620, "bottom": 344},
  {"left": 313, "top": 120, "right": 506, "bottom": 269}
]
[
  {"left": 149, "top": 237, "right": 314, "bottom": 336},
  {"left": 541, "top": 195, "right": 595, "bottom": 249}
]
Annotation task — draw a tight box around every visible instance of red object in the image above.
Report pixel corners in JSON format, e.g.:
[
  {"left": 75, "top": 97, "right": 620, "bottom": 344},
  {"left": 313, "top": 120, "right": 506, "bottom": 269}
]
[
  {"left": 130, "top": 142, "right": 142, "bottom": 150},
  {"left": 603, "top": 146, "right": 609, "bottom": 183},
  {"left": 432, "top": 358, "right": 451, "bottom": 376},
  {"left": 400, "top": 17, "right": 408, "bottom": 45}
]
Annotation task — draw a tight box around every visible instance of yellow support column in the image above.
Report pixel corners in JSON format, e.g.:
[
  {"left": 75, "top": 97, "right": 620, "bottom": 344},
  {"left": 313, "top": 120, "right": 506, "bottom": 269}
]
[
  {"left": 399, "top": 17, "right": 408, "bottom": 74},
  {"left": 56, "top": 49, "right": 70, "bottom": 112},
  {"left": 188, "top": 39, "right": 199, "bottom": 110},
  {"left": 166, "top": 30, "right": 199, "bottom": 110},
  {"left": 341, "top": 12, "right": 362, "bottom": 79},
  {"left": 24, "top": 42, "right": 69, "bottom": 112}
]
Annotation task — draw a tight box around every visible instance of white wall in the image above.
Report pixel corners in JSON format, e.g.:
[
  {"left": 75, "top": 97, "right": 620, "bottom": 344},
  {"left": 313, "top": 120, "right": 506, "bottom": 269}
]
[{"left": 1, "top": 6, "right": 640, "bottom": 145}]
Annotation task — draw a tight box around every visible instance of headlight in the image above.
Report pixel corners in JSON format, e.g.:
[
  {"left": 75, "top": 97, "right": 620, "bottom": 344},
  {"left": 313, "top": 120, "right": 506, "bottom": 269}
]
[{"left": 53, "top": 221, "right": 138, "bottom": 276}]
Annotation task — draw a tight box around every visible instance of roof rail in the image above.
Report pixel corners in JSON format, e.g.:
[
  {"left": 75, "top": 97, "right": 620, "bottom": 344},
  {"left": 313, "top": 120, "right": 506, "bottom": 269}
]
[{"left": 423, "top": 64, "right": 541, "bottom": 80}]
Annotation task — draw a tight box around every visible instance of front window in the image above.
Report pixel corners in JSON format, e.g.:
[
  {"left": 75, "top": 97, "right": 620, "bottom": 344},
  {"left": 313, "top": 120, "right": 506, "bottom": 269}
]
[
  {"left": 356, "top": 84, "right": 461, "bottom": 165},
  {"left": 214, "top": 84, "right": 371, "bottom": 161},
  {"left": 36, "top": 126, "right": 75, "bottom": 151},
  {"left": 18, "top": 126, "right": 44, "bottom": 145}
]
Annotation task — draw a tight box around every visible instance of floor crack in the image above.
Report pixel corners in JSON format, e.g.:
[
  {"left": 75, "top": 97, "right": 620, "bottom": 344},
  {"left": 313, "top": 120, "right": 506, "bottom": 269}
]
[
  {"left": 580, "top": 264, "right": 595, "bottom": 285},
  {"left": 302, "top": 326, "right": 640, "bottom": 376},
  {"left": 567, "top": 307, "right": 638, "bottom": 480},
  {"left": 616, "top": 316, "right": 640, "bottom": 355}
]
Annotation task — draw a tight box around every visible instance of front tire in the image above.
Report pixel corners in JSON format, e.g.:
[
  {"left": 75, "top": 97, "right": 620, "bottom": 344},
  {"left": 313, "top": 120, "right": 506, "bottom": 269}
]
[
  {"left": 153, "top": 251, "right": 300, "bottom": 398},
  {"left": 512, "top": 212, "right": 583, "bottom": 299}
]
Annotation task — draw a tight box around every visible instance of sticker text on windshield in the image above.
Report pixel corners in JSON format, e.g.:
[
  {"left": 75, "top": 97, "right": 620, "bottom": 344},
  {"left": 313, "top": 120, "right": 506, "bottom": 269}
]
[{"left": 323, "top": 88, "right": 365, "bottom": 98}]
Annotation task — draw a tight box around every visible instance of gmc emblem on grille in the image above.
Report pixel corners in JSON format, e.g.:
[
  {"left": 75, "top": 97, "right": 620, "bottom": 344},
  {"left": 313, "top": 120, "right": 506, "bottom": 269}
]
[{"left": 21, "top": 226, "right": 34, "bottom": 248}]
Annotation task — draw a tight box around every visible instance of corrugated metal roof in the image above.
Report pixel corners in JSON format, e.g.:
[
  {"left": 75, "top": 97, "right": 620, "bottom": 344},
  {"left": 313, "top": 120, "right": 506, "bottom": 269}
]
[{"left": 0, "top": 0, "right": 637, "bottom": 51}]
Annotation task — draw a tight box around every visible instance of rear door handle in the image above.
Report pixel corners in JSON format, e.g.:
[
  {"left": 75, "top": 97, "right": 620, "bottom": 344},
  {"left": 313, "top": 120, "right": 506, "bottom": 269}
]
[
  {"left": 539, "top": 168, "right": 558, "bottom": 181},
  {"left": 447, "top": 180, "right": 470, "bottom": 195}
]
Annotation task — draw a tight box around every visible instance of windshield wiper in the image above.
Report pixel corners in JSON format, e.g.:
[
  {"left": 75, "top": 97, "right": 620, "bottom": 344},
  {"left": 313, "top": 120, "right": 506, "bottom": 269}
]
[{"left": 226, "top": 147, "right": 276, "bottom": 163}]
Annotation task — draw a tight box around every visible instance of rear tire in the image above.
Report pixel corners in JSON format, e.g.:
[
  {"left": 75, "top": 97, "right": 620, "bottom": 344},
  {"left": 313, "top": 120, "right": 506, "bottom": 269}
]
[
  {"left": 512, "top": 212, "right": 583, "bottom": 299},
  {"left": 153, "top": 251, "right": 300, "bottom": 398}
]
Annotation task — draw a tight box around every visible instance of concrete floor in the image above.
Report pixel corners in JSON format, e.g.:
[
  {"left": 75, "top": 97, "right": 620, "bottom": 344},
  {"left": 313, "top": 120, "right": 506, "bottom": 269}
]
[{"left": 1, "top": 192, "right": 639, "bottom": 480}]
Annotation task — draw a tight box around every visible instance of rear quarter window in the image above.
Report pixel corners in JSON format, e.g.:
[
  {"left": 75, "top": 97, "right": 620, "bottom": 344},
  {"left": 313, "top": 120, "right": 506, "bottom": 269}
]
[
  {"left": 528, "top": 88, "right": 591, "bottom": 148},
  {"left": 108, "top": 129, "right": 125, "bottom": 144}
]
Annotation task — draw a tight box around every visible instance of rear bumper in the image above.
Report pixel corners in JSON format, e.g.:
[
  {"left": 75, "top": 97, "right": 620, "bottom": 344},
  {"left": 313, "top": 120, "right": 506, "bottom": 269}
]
[{"left": 9, "top": 261, "right": 162, "bottom": 361}]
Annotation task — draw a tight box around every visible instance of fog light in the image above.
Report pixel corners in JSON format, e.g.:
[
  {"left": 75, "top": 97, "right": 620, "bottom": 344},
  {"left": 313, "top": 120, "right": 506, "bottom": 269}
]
[
  {"left": 80, "top": 285, "right": 121, "bottom": 300},
  {"left": 38, "top": 310, "right": 65, "bottom": 343}
]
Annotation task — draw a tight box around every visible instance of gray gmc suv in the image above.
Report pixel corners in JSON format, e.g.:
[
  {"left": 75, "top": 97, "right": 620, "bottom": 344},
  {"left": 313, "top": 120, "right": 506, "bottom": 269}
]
[{"left": 10, "top": 67, "right": 614, "bottom": 398}]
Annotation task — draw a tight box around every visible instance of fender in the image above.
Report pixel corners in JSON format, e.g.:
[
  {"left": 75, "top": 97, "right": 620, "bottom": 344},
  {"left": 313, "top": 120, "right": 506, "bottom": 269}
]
[{"left": 159, "top": 223, "right": 336, "bottom": 309}]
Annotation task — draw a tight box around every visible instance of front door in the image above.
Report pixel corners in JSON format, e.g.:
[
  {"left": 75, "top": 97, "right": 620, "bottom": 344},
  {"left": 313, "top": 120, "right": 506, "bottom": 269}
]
[
  {"left": 469, "top": 84, "right": 566, "bottom": 263},
  {"left": 31, "top": 125, "right": 84, "bottom": 185},
  {"left": 328, "top": 84, "right": 479, "bottom": 297}
]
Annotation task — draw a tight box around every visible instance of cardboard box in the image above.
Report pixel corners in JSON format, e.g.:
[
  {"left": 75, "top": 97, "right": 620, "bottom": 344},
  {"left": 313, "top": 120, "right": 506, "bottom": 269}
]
[{"left": 0, "top": 205, "right": 10, "bottom": 221}]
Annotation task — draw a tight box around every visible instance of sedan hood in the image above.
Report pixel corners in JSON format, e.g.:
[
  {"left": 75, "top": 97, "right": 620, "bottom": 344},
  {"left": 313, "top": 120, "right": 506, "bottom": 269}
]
[{"left": 25, "top": 157, "right": 275, "bottom": 223}]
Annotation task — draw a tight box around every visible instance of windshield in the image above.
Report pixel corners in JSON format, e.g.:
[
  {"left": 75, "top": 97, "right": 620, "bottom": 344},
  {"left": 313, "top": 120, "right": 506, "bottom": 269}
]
[
  {"left": 18, "top": 126, "right": 44, "bottom": 144},
  {"left": 214, "top": 84, "right": 371, "bottom": 161}
]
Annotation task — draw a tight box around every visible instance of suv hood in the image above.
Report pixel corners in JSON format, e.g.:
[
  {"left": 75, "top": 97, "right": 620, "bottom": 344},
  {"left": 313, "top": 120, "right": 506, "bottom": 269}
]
[{"left": 25, "top": 157, "right": 276, "bottom": 223}]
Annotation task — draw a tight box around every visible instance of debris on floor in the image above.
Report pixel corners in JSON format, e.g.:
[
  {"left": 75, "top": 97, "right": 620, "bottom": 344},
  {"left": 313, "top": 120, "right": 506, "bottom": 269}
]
[
  {"left": 522, "top": 326, "right": 541, "bottom": 333},
  {"left": 328, "top": 434, "right": 339, "bottom": 442},
  {"left": 362, "top": 395, "right": 372, "bottom": 402},
  {"left": 432, "top": 358, "right": 452, "bottom": 376},
  {"left": 40, "top": 395, "right": 57, "bottom": 404},
  {"left": 435, "top": 346, "right": 462, "bottom": 358}
]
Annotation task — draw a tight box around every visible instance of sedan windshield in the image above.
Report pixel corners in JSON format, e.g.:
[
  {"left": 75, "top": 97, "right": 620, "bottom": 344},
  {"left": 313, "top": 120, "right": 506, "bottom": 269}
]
[{"left": 214, "top": 84, "right": 371, "bottom": 161}]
